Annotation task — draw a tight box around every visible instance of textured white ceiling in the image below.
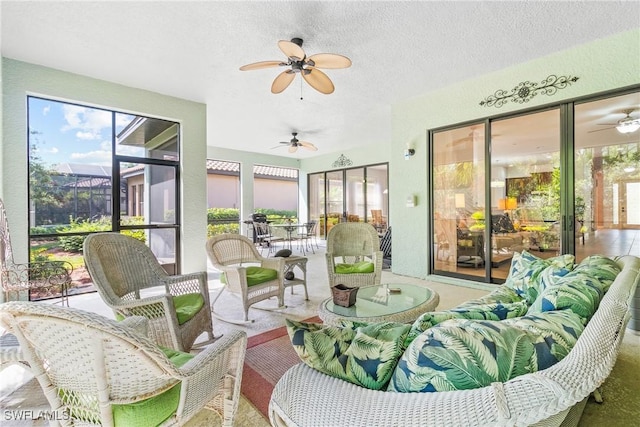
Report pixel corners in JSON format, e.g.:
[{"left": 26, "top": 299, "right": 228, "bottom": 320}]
[{"left": 1, "top": 1, "right": 639, "bottom": 158}]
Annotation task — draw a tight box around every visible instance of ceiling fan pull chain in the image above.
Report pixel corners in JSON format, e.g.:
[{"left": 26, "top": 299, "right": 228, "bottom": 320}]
[{"left": 300, "top": 76, "right": 304, "bottom": 100}]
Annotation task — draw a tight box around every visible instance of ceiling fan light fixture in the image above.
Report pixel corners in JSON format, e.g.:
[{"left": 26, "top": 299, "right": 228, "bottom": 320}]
[{"left": 616, "top": 121, "right": 640, "bottom": 134}]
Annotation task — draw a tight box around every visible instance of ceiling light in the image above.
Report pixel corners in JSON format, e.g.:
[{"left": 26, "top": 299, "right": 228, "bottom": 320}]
[
  {"left": 616, "top": 121, "right": 640, "bottom": 134},
  {"left": 616, "top": 112, "right": 640, "bottom": 134}
]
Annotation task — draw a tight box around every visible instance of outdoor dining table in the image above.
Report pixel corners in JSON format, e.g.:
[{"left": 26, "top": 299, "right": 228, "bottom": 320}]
[{"left": 270, "top": 222, "right": 308, "bottom": 254}]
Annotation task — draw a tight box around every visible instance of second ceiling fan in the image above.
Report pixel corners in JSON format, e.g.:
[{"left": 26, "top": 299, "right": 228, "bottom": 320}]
[
  {"left": 240, "top": 38, "right": 351, "bottom": 94},
  {"left": 273, "top": 132, "right": 318, "bottom": 153}
]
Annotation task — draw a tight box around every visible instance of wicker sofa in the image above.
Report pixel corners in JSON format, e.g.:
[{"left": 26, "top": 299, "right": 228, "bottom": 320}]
[{"left": 270, "top": 255, "right": 640, "bottom": 427}]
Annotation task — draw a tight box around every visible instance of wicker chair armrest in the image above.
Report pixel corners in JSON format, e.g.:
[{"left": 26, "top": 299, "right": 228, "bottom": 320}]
[
  {"left": 112, "top": 294, "right": 174, "bottom": 317},
  {"left": 164, "top": 271, "right": 209, "bottom": 296},
  {"left": 118, "top": 315, "right": 150, "bottom": 337},
  {"left": 178, "top": 330, "right": 247, "bottom": 375},
  {"left": 270, "top": 363, "right": 496, "bottom": 426},
  {"left": 175, "top": 330, "right": 247, "bottom": 421}
]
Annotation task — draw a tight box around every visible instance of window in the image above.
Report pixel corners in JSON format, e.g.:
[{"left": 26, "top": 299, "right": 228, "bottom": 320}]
[
  {"left": 253, "top": 164, "right": 299, "bottom": 222},
  {"left": 206, "top": 159, "right": 241, "bottom": 236},
  {"left": 309, "top": 163, "right": 389, "bottom": 238},
  {"left": 27, "top": 96, "right": 181, "bottom": 298}
]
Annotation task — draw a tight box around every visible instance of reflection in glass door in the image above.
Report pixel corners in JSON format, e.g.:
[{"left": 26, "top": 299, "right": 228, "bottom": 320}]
[
  {"left": 324, "top": 171, "right": 344, "bottom": 236},
  {"left": 490, "top": 109, "right": 561, "bottom": 282},
  {"left": 346, "top": 168, "right": 365, "bottom": 222},
  {"left": 621, "top": 181, "right": 640, "bottom": 229},
  {"left": 574, "top": 91, "right": 640, "bottom": 261},
  {"left": 432, "top": 124, "right": 486, "bottom": 280}
]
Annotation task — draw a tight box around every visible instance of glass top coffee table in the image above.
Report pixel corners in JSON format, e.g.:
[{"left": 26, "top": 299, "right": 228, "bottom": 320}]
[{"left": 318, "top": 283, "right": 439, "bottom": 326}]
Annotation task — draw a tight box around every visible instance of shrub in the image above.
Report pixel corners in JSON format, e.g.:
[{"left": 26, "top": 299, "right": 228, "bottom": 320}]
[
  {"left": 58, "top": 216, "right": 146, "bottom": 252},
  {"left": 207, "top": 223, "right": 240, "bottom": 237}
]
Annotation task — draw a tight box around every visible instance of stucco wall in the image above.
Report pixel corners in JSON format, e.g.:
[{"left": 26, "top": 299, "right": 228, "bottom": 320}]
[{"left": 1, "top": 58, "right": 208, "bottom": 273}]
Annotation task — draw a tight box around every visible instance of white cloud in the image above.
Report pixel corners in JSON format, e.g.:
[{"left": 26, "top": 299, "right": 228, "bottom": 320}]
[
  {"left": 61, "top": 105, "right": 112, "bottom": 138},
  {"left": 70, "top": 150, "right": 111, "bottom": 165},
  {"left": 47, "top": 147, "right": 59, "bottom": 154},
  {"left": 43, "top": 106, "right": 50, "bottom": 116},
  {"left": 76, "top": 131, "right": 100, "bottom": 140}
]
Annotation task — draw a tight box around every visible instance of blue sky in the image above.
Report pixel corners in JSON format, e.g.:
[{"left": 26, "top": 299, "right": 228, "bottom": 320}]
[{"left": 28, "top": 97, "right": 136, "bottom": 167}]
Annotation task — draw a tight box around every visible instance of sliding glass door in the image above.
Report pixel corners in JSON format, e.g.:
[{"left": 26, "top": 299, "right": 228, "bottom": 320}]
[
  {"left": 432, "top": 124, "right": 486, "bottom": 277},
  {"left": 430, "top": 88, "right": 640, "bottom": 283},
  {"left": 309, "top": 163, "right": 389, "bottom": 239},
  {"left": 574, "top": 91, "right": 640, "bottom": 261}
]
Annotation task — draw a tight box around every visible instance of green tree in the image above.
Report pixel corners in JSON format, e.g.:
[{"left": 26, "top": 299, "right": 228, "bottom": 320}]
[{"left": 29, "top": 130, "right": 61, "bottom": 210}]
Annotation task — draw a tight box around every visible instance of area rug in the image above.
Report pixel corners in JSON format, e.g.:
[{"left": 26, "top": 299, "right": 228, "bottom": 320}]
[{"left": 240, "top": 316, "right": 321, "bottom": 419}]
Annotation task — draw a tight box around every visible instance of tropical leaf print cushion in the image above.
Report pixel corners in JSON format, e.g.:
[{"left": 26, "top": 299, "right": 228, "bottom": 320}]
[
  {"left": 502, "top": 311, "right": 584, "bottom": 362},
  {"left": 404, "top": 301, "right": 529, "bottom": 346},
  {"left": 505, "top": 251, "right": 575, "bottom": 304},
  {"left": 527, "top": 273, "right": 606, "bottom": 324},
  {"left": 570, "top": 255, "right": 621, "bottom": 292},
  {"left": 388, "top": 310, "right": 583, "bottom": 393},
  {"left": 455, "top": 285, "right": 524, "bottom": 308},
  {"left": 285, "top": 318, "right": 410, "bottom": 390}
]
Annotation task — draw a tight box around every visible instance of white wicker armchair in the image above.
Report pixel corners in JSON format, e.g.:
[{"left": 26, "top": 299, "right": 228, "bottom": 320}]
[
  {"left": 1, "top": 198, "right": 72, "bottom": 306},
  {"left": 325, "top": 222, "right": 383, "bottom": 288},
  {"left": 0, "top": 301, "right": 246, "bottom": 427},
  {"left": 270, "top": 255, "right": 640, "bottom": 427},
  {"left": 206, "top": 233, "right": 285, "bottom": 324},
  {"left": 83, "top": 232, "right": 214, "bottom": 352}
]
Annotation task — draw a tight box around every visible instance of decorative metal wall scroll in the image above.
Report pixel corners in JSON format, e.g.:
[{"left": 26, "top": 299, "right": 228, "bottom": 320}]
[
  {"left": 479, "top": 74, "right": 579, "bottom": 108},
  {"left": 332, "top": 154, "right": 353, "bottom": 168}
]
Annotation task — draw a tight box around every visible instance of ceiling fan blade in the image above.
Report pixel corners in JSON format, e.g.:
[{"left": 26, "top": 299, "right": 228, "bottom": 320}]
[
  {"left": 278, "top": 40, "right": 305, "bottom": 60},
  {"left": 288, "top": 145, "right": 298, "bottom": 153},
  {"left": 307, "top": 53, "right": 352, "bottom": 69},
  {"left": 299, "top": 141, "right": 318, "bottom": 151},
  {"left": 239, "top": 60, "right": 283, "bottom": 71},
  {"left": 302, "top": 68, "right": 335, "bottom": 94},
  {"left": 588, "top": 126, "right": 616, "bottom": 133},
  {"left": 271, "top": 70, "right": 296, "bottom": 94}
]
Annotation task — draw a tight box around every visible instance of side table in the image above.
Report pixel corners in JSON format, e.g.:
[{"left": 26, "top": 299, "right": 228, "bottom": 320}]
[{"left": 282, "top": 256, "right": 308, "bottom": 301}]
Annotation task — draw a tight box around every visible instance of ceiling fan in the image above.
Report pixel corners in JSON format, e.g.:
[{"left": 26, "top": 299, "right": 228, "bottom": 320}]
[
  {"left": 273, "top": 132, "right": 318, "bottom": 153},
  {"left": 239, "top": 38, "right": 351, "bottom": 95},
  {"left": 589, "top": 109, "right": 640, "bottom": 134}
]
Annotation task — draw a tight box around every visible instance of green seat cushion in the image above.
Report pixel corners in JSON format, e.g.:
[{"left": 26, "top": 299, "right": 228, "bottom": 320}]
[
  {"left": 61, "top": 346, "right": 194, "bottom": 425},
  {"left": 286, "top": 318, "right": 410, "bottom": 390},
  {"left": 505, "top": 251, "right": 575, "bottom": 304},
  {"left": 221, "top": 266, "right": 279, "bottom": 287},
  {"left": 389, "top": 310, "right": 583, "bottom": 393},
  {"left": 404, "top": 300, "right": 529, "bottom": 346},
  {"left": 115, "top": 294, "right": 204, "bottom": 326},
  {"left": 112, "top": 347, "right": 194, "bottom": 426},
  {"left": 245, "top": 266, "right": 278, "bottom": 286},
  {"left": 335, "top": 261, "right": 375, "bottom": 274},
  {"left": 173, "top": 293, "right": 205, "bottom": 325}
]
